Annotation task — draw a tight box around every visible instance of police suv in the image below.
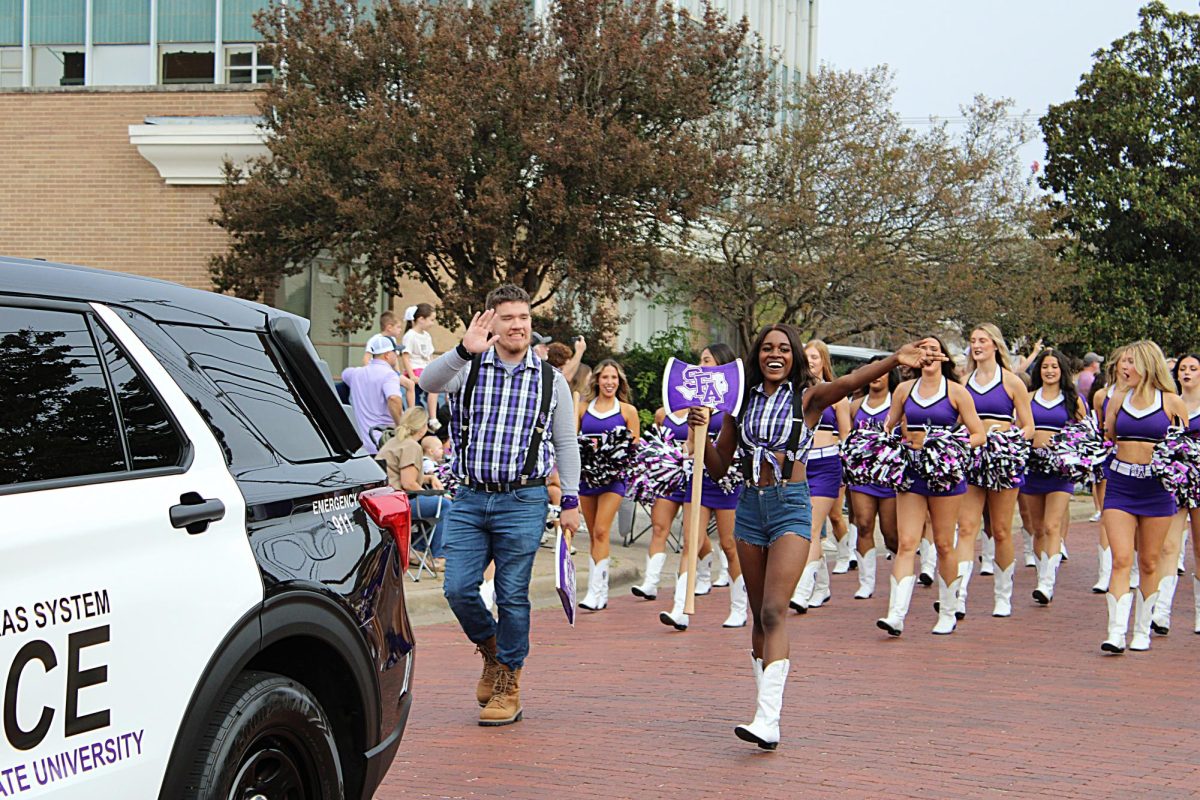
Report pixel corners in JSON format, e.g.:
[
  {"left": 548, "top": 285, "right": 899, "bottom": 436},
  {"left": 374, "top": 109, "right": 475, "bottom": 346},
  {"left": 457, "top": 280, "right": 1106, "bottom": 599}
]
[{"left": 0, "top": 258, "right": 414, "bottom": 799}]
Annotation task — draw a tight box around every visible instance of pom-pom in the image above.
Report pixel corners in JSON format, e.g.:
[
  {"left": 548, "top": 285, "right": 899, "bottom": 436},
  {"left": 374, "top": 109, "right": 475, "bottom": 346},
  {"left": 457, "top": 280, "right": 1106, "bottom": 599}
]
[
  {"left": 967, "top": 427, "right": 1030, "bottom": 491},
  {"left": 1151, "top": 429, "right": 1200, "bottom": 509},
  {"left": 910, "top": 427, "right": 972, "bottom": 493},
  {"left": 841, "top": 426, "right": 908, "bottom": 490},
  {"left": 1041, "top": 419, "right": 1111, "bottom": 487},
  {"left": 579, "top": 427, "right": 637, "bottom": 487},
  {"left": 715, "top": 459, "right": 745, "bottom": 494},
  {"left": 435, "top": 461, "right": 460, "bottom": 494},
  {"left": 626, "top": 425, "right": 689, "bottom": 503}
]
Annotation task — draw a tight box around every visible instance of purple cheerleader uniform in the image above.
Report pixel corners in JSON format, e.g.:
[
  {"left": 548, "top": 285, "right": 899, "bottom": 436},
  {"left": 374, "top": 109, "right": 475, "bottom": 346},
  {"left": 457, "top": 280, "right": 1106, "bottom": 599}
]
[
  {"left": 1103, "top": 390, "right": 1177, "bottom": 517},
  {"left": 806, "top": 403, "right": 843, "bottom": 499},
  {"left": 966, "top": 369, "right": 1023, "bottom": 489},
  {"left": 849, "top": 395, "right": 896, "bottom": 499},
  {"left": 659, "top": 411, "right": 743, "bottom": 509},
  {"left": 903, "top": 377, "right": 967, "bottom": 497},
  {"left": 1021, "top": 388, "right": 1075, "bottom": 496},
  {"left": 580, "top": 399, "right": 628, "bottom": 497}
]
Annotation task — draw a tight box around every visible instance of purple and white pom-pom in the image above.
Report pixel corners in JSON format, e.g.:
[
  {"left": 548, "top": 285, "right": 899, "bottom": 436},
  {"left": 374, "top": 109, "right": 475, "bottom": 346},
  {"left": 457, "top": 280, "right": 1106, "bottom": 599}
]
[
  {"left": 1046, "top": 419, "right": 1110, "bottom": 486},
  {"left": 626, "top": 425, "right": 689, "bottom": 503},
  {"left": 967, "top": 427, "right": 1030, "bottom": 491},
  {"left": 911, "top": 427, "right": 972, "bottom": 493},
  {"left": 841, "top": 427, "right": 908, "bottom": 490},
  {"left": 716, "top": 460, "right": 745, "bottom": 494},
  {"left": 435, "top": 462, "right": 460, "bottom": 494},
  {"left": 579, "top": 427, "right": 637, "bottom": 487},
  {"left": 1151, "top": 429, "right": 1200, "bottom": 509}
]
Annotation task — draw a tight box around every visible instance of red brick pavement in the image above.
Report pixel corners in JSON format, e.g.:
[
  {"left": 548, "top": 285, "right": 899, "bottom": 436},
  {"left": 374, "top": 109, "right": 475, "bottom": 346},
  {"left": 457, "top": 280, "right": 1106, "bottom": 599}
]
[{"left": 378, "top": 522, "right": 1200, "bottom": 799}]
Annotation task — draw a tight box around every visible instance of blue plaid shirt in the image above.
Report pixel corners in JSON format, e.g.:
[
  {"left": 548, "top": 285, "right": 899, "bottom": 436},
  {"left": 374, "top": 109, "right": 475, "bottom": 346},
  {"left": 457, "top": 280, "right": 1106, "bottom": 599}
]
[
  {"left": 738, "top": 382, "right": 815, "bottom": 483},
  {"left": 447, "top": 348, "right": 557, "bottom": 484}
]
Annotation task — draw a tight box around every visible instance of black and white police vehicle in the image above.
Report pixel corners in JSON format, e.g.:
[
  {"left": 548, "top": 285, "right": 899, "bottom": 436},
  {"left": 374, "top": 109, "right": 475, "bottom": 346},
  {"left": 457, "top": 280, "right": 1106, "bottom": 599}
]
[{"left": 0, "top": 257, "right": 414, "bottom": 799}]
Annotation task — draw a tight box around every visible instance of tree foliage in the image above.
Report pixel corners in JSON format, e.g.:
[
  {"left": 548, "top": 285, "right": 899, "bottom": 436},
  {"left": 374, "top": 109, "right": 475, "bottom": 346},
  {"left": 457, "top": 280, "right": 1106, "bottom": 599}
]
[
  {"left": 211, "top": 0, "right": 772, "bottom": 334},
  {"left": 668, "top": 66, "right": 1071, "bottom": 354},
  {"left": 1040, "top": 1, "right": 1200, "bottom": 355}
]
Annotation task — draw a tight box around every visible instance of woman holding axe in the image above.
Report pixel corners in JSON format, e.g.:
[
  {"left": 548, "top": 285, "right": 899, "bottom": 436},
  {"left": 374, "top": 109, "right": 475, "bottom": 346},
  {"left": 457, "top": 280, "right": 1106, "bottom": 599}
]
[{"left": 691, "top": 325, "right": 944, "bottom": 750}]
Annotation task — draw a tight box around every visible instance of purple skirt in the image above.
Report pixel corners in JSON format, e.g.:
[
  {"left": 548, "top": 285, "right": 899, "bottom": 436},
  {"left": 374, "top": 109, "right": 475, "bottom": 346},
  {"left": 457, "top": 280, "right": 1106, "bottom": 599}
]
[
  {"left": 1021, "top": 469, "right": 1074, "bottom": 496},
  {"left": 849, "top": 483, "right": 897, "bottom": 500},
  {"left": 806, "top": 453, "right": 843, "bottom": 499},
  {"left": 902, "top": 468, "right": 967, "bottom": 498},
  {"left": 661, "top": 477, "right": 741, "bottom": 509},
  {"left": 581, "top": 480, "right": 626, "bottom": 498},
  {"left": 1103, "top": 465, "right": 1176, "bottom": 517}
]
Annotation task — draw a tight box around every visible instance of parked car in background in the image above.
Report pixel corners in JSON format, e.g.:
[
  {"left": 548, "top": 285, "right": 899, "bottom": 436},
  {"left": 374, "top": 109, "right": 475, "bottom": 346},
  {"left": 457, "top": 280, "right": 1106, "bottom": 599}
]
[{"left": 826, "top": 344, "right": 892, "bottom": 376}]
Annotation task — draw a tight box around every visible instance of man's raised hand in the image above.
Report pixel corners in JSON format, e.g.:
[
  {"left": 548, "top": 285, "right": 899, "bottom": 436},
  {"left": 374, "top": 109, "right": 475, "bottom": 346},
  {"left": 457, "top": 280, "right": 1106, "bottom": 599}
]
[{"left": 463, "top": 309, "right": 499, "bottom": 354}]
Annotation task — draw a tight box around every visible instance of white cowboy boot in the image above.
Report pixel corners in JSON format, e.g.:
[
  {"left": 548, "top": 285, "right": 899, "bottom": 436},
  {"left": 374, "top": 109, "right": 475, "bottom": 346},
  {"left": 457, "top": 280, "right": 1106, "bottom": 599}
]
[
  {"left": 1032, "top": 553, "right": 1062, "bottom": 605},
  {"left": 1060, "top": 540, "right": 1069, "bottom": 561},
  {"left": 918, "top": 540, "right": 936, "bottom": 586},
  {"left": 734, "top": 659, "right": 789, "bottom": 750},
  {"left": 955, "top": 561, "right": 973, "bottom": 619},
  {"left": 695, "top": 553, "right": 713, "bottom": 596},
  {"left": 723, "top": 575, "right": 748, "bottom": 627},
  {"left": 631, "top": 552, "right": 666, "bottom": 600},
  {"left": 1151, "top": 575, "right": 1178, "bottom": 635},
  {"left": 980, "top": 533, "right": 995, "bottom": 576},
  {"left": 790, "top": 560, "right": 819, "bottom": 613},
  {"left": 713, "top": 549, "right": 731, "bottom": 587},
  {"left": 1022, "top": 528, "right": 1036, "bottom": 567},
  {"left": 578, "top": 557, "right": 608, "bottom": 611},
  {"left": 750, "top": 650, "right": 763, "bottom": 690},
  {"left": 1179, "top": 531, "right": 1189, "bottom": 576},
  {"left": 992, "top": 562, "right": 1015, "bottom": 617},
  {"left": 1129, "top": 590, "right": 1158, "bottom": 651},
  {"left": 854, "top": 548, "right": 877, "bottom": 599},
  {"left": 932, "top": 574, "right": 961, "bottom": 635},
  {"left": 876, "top": 575, "right": 915, "bottom": 636},
  {"left": 659, "top": 572, "right": 689, "bottom": 630},
  {"left": 809, "top": 559, "right": 832, "bottom": 608},
  {"left": 1131, "top": 552, "right": 1140, "bottom": 589},
  {"left": 479, "top": 579, "right": 496, "bottom": 614},
  {"left": 1092, "top": 546, "right": 1112, "bottom": 594},
  {"left": 833, "top": 530, "right": 854, "bottom": 574},
  {"left": 1101, "top": 592, "right": 1132, "bottom": 653}
]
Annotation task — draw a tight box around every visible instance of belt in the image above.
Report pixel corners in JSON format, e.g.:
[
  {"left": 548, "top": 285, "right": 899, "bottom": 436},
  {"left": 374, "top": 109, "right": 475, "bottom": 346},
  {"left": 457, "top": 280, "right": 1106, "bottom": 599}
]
[
  {"left": 808, "top": 444, "right": 840, "bottom": 460},
  {"left": 460, "top": 476, "right": 547, "bottom": 493},
  {"left": 1109, "top": 459, "right": 1152, "bottom": 479}
]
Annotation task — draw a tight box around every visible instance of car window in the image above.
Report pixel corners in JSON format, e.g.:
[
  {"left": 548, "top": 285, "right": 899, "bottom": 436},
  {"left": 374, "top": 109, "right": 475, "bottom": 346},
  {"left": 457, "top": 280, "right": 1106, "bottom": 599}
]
[
  {"left": 91, "top": 321, "right": 185, "bottom": 470},
  {"left": 163, "top": 325, "right": 333, "bottom": 463},
  {"left": 0, "top": 307, "right": 126, "bottom": 484}
]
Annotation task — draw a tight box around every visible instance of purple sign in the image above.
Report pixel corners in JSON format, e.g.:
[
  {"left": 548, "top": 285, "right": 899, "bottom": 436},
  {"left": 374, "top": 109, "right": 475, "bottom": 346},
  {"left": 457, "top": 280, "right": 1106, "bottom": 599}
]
[
  {"left": 556, "top": 529, "right": 576, "bottom": 626},
  {"left": 662, "top": 358, "right": 744, "bottom": 417}
]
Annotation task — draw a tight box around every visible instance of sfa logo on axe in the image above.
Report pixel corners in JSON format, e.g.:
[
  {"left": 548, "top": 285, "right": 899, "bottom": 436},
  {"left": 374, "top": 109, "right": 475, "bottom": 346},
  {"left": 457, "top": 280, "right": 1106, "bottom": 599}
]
[{"left": 662, "top": 357, "right": 744, "bottom": 417}]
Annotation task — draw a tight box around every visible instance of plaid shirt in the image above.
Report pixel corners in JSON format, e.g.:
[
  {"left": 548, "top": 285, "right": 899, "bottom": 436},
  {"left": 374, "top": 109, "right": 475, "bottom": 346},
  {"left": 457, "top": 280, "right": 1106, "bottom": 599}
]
[
  {"left": 448, "top": 348, "right": 557, "bottom": 484},
  {"left": 738, "top": 382, "right": 815, "bottom": 483}
]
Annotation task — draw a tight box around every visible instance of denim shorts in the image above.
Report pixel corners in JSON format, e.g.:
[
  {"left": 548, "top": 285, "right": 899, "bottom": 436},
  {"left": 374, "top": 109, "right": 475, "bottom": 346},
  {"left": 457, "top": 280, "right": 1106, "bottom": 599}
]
[{"left": 734, "top": 481, "right": 813, "bottom": 546}]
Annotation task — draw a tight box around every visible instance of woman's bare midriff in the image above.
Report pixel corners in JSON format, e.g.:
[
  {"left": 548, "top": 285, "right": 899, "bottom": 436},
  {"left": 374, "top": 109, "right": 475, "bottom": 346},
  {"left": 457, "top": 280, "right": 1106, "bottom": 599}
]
[
  {"left": 754, "top": 452, "right": 808, "bottom": 487},
  {"left": 1114, "top": 441, "right": 1155, "bottom": 466}
]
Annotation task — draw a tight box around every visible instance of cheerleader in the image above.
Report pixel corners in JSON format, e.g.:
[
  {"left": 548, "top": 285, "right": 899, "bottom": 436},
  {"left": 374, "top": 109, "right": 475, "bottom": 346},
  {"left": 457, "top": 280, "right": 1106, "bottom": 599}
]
[
  {"left": 846, "top": 358, "right": 901, "bottom": 599},
  {"left": 577, "top": 360, "right": 640, "bottom": 611},
  {"left": 954, "top": 325, "right": 1033, "bottom": 619},
  {"left": 656, "top": 344, "right": 749, "bottom": 630},
  {"left": 1152, "top": 353, "right": 1200, "bottom": 634},
  {"left": 878, "top": 336, "right": 985, "bottom": 636},
  {"left": 692, "top": 326, "right": 939, "bottom": 749},
  {"left": 1100, "top": 341, "right": 1187, "bottom": 653},
  {"left": 1021, "top": 349, "right": 1088, "bottom": 605},
  {"left": 790, "top": 340, "right": 852, "bottom": 612},
  {"left": 1091, "top": 348, "right": 1128, "bottom": 594}
]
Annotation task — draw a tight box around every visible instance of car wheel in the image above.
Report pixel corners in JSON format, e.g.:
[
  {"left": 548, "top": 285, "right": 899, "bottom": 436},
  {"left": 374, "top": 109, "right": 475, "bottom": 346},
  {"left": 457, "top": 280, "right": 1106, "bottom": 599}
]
[{"left": 186, "top": 670, "right": 344, "bottom": 800}]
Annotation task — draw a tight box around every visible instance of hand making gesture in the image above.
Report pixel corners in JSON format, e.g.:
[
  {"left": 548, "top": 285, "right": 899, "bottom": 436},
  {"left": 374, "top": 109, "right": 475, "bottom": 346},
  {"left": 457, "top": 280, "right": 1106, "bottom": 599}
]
[
  {"left": 895, "top": 338, "right": 950, "bottom": 370},
  {"left": 462, "top": 309, "right": 500, "bottom": 354}
]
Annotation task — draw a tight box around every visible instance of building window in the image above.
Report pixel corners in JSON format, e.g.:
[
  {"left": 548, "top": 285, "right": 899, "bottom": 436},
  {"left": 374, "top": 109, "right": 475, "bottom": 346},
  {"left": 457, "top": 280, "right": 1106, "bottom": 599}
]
[
  {"left": 0, "top": 48, "right": 21, "bottom": 87},
  {"left": 60, "top": 51, "right": 84, "bottom": 85},
  {"left": 161, "top": 49, "right": 214, "bottom": 84},
  {"left": 225, "top": 45, "right": 272, "bottom": 84}
]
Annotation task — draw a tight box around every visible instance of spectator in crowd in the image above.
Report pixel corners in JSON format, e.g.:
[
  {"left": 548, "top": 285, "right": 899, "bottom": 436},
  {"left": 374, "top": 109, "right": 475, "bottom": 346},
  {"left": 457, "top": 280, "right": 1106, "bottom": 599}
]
[
  {"left": 1077, "top": 351, "right": 1104, "bottom": 400},
  {"left": 361, "top": 310, "right": 417, "bottom": 407},
  {"left": 341, "top": 334, "right": 406, "bottom": 455}
]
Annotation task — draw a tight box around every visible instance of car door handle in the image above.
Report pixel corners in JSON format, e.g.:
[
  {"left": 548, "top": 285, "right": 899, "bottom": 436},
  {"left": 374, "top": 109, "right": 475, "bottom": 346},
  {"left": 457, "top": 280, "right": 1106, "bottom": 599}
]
[{"left": 170, "top": 494, "right": 226, "bottom": 535}]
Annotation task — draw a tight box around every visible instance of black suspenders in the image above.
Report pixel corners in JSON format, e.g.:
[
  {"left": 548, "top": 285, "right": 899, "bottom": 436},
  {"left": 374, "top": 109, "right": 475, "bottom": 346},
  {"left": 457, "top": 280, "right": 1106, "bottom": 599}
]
[{"left": 458, "top": 353, "right": 555, "bottom": 480}]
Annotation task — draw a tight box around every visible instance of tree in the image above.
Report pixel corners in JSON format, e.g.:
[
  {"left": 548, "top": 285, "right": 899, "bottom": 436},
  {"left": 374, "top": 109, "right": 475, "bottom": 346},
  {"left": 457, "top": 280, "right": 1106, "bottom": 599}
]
[
  {"left": 211, "top": 0, "right": 772, "bottom": 334},
  {"left": 1040, "top": 1, "right": 1200, "bottom": 355},
  {"left": 668, "top": 66, "right": 1071, "bottom": 354}
]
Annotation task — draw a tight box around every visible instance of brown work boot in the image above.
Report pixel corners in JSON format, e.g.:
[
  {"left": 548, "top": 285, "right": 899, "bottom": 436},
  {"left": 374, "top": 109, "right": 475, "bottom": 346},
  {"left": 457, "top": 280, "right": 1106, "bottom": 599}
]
[
  {"left": 475, "top": 637, "right": 501, "bottom": 707},
  {"left": 478, "top": 664, "right": 522, "bottom": 726}
]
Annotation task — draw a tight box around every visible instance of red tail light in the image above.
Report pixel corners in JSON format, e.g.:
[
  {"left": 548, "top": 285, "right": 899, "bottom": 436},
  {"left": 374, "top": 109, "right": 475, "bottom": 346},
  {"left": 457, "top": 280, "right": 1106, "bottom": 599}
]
[{"left": 359, "top": 488, "right": 412, "bottom": 569}]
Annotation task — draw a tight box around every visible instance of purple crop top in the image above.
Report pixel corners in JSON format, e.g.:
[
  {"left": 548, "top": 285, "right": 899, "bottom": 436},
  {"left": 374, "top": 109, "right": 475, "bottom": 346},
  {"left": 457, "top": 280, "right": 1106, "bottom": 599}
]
[
  {"left": 1114, "top": 390, "right": 1170, "bottom": 443},
  {"left": 855, "top": 395, "right": 891, "bottom": 429},
  {"left": 581, "top": 400, "right": 627, "bottom": 436},
  {"left": 816, "top": 403, "right": 840, "bottom": 433},
  {"left": 1189, "top": 404, "right": 1200, "bottom": 434},
  {"left": 966, "top": 369, "right": 1015, "bottom": 423},
  {"left": 1031, "top": 388, "right": 1070, "bottom": 432},
  {"left": 904, "top": 377, "right": 958, "bottom": 429}
]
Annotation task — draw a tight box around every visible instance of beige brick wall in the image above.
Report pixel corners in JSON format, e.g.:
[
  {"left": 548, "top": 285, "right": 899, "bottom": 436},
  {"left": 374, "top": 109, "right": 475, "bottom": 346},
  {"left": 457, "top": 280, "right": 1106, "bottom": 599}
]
[{"left": 0, "top": 86, "right": 263, "bottom": 290}]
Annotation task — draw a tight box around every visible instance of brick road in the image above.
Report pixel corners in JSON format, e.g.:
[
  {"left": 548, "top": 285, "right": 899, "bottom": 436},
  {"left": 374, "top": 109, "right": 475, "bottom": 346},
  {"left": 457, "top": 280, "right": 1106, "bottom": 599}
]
[{"left": 377, "top": 521, "right": 1200, "bottom": 799}]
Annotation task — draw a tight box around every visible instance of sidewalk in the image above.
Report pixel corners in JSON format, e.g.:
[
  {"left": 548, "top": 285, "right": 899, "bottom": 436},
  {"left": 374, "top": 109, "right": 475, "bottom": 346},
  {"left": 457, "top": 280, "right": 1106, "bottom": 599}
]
[{"left": 402, "top": 495, "right": 1102, "bottom": 626}]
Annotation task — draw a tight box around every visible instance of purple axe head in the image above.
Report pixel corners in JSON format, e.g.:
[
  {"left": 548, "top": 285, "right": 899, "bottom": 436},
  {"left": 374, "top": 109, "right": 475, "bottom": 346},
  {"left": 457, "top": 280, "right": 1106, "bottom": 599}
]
[{"left": 662, "top": 357, "right": 744, "bottom": 416}]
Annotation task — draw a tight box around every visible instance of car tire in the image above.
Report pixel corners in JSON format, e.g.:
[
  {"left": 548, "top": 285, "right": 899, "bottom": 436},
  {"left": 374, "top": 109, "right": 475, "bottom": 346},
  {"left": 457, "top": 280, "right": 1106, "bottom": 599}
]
[{"left": 185, "top": 669, "right": 344, "bottom": 800}]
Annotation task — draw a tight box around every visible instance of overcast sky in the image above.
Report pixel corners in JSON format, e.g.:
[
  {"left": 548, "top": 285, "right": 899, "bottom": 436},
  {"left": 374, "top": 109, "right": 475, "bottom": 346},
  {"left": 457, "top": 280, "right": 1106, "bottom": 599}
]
[{"left": 818, "top": 0, "right": 1198, "bottom": 168}]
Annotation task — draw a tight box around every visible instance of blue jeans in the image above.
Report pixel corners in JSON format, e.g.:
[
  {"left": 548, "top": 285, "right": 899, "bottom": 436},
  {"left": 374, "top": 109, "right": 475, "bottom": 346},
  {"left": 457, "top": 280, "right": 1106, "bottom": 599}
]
[
  {"left": 442, "top": 485, "right": 548, "bottom": 669},
  {"left": 411, "top": 494, "right": 448, "bottom": 558}
]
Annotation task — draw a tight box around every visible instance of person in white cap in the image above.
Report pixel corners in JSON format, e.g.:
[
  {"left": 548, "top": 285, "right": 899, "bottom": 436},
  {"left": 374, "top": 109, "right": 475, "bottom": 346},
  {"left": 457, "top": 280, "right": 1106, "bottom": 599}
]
[{"left": 341, "top": 334, "right": 406, "bottom": 454}]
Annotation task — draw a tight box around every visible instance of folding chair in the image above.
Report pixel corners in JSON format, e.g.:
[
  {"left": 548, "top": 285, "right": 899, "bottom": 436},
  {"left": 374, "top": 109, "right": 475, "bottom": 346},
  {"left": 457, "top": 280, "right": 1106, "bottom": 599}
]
[
  {"left": 406, "top": 490, "right": 445, "bottom": 582},
  {"left": 622, "top": 499, "right": 654, "bottom": 547}
]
